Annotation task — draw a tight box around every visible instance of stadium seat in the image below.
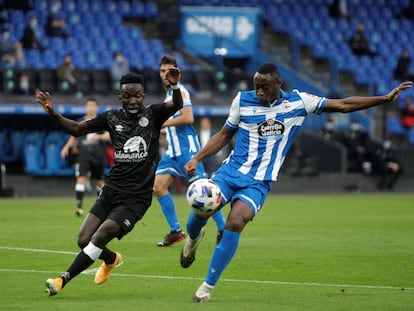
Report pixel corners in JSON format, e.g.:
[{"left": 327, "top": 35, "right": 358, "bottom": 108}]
[
  {"left": 23, "top": 131, "right": 46, "bottom": 175},
  {"left": 8, "top": 130, "right": 26, "bottom": 162},
  {"left": 387, "top": 116, "right": 408, "bottom": 136},
  {"left": 0, "top": 130, "right": 10, "bottom": 162},
  {"left": 44, "top": 132, "right": 74, "bottom": 176}
]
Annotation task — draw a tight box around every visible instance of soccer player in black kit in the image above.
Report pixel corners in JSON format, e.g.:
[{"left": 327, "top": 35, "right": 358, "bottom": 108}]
[{"left": 36, "top": 70, "right": 183, "bottom": 296}]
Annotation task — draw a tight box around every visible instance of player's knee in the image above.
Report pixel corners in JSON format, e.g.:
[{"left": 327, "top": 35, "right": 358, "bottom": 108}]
[
  {"left": 153, "top": 183, "right": 167, "bottom": 197},
  {"left": 225, "top": 216, "right": 249, "bottom": 233},
  {"left": 77, "top": 234, "right": 89, "bottom": 249}
]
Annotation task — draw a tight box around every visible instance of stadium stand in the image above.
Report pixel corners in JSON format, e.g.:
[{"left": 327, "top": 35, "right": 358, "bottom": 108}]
[{"left": 2, "top": 0, "right": 414, "bottom": 179}]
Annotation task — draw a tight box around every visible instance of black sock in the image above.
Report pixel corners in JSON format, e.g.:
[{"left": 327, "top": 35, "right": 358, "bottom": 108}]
[
  {"left": 62, "top": 251, "right": 95, "bottom": 287},
  {"left": 99, "top": 247, "right": 116, "bottom": 265},
  {"left": 76, "top": 191, "right": 84, "bottom": 209}
]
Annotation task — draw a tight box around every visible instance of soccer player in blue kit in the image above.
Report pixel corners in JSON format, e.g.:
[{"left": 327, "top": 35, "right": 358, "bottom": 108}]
[
  {"left": 154, "top": 55, "right": 225, "bottom": 247},
  {"left": 182, "top": 63, "right": 412, "bottom": 302}
]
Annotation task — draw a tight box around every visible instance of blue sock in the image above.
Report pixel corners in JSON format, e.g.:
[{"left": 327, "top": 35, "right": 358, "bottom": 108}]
[
  {"left": 206, "top": 229, "right": 240, "bottom": 286},
  {"left": 158, "top": 193, "right": 180, "bottom": 232},
  {"left": 186, "top": 209, "right": 208, "bottom": 239},
  {"left": 212, "top": 210, "right": 225, "bottom": 231}
]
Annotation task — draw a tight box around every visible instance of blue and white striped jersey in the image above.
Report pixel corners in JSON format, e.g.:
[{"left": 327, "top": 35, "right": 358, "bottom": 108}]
[
  {"left": 164, "top": 84, "right": 201, "bottom": 158},
  {"left": 225, "top": 89, "right": 327, "bottom": 181}
]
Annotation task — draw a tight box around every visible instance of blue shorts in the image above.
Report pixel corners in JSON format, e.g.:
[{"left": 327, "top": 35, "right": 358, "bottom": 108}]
[
  {"left": 156, "top": 153, "right": 207, "bottom": 182},
  {"left": 211, "top": 162, "right": 272, "bottom": 217}
]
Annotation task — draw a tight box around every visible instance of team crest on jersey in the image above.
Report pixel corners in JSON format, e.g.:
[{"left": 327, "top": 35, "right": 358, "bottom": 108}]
[
  {"left": 282, "top": 100, "right": 291, "bottom": 110},
  {"left": 115, "top": 135, "right": 148, "bottom": 162},
  {"left": 258, "top": 119, "right": 284, "bottom": 139},
  {"left": 138, "top": 117, "right": 149, "bottom": 127}
]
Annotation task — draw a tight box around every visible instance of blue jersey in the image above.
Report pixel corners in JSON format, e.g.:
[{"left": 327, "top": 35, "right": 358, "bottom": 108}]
[
  {"left": 224, "top": 89, "right": 327, "bottom": 181},
  {"left": 164, "top": 84, "right": 201, "bottom": 158}
]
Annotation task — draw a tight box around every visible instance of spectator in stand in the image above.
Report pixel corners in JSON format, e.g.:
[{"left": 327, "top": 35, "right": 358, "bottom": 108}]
[
  {"left": 20, "top": 15, "right": 46, "bottom": 50},
  {"left": 45, "top": 1, "right": 69, "bottom": 39},
  {"left": 348, "top": 23, "right": 378, "bottom": 57},
  {"left": 110, "top": 51, "right": 130, "bottom": 88},
  {"left": 14, "top": 73, "right": 35, "bottom": 95},
  {"left": 393, "top": 50, "right": 414, "bottom": 81},
  {"left": 397, "top": 0, "right": 414, "bottom": 20},
  {"left": 57, "top": 53, "right": 78, "bottom": 93},
  {"left": 400, "top": 96, "right": 414, "bottom": 129},
  {"left": 339, "top": 120, "right": 370, "bottom": 173},
  {"left": 319, "top": 117, "right": 338, "bottom": 141},
  {"left": 329, "top": 0, "right": 353, "bottom": 19},
  {"left": 369, "top": 140, "right": 402, "bottom": 190},
  {"left": 0, "top": 25, "right": 24, "bottom": 67}
]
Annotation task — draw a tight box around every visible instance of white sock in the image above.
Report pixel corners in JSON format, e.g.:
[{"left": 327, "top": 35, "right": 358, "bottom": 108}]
[{"left": 83, "top": 242, "right": 103, "bottom": 261}]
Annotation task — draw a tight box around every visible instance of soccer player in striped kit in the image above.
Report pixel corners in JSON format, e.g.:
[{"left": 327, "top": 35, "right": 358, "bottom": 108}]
[
  {"left": 154, "top": 55, "right": 225, "bottom": 247},
  {"left": 182, "top": 62, "right": 412, "bottom": 302}
]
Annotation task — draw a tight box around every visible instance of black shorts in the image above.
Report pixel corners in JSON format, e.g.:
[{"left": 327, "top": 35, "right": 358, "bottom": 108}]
[
  {"left": 89, "top": 186, "right": 153, "bottom": 239},
  {"left": 76, "top": 153, "right": 105, "bottom": 180}
]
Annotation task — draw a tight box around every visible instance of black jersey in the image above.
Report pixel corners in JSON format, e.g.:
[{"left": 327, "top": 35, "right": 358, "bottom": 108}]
[
  {"left": 77, "top": 116, "right": 106, "bottom": 158},
  {"left": 86, "top": 104, "right": 172, "bottom": 194}
]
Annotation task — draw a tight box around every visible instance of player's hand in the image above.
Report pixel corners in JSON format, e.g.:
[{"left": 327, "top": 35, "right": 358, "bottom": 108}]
[
  {"left": 166, "top": 67, "right": 181, "bottom": 86},
  {"left": 36, "top": 91, "right": 55, "bottom": 115},
  {"left": 386, "top": 81, "right": 413, "bottom": 102},
  {"left": 184, "top": 158, "right": 199, "bottom": 177},
  {"left": 60, "top": 147, "right": 69, "bottom": 158}
]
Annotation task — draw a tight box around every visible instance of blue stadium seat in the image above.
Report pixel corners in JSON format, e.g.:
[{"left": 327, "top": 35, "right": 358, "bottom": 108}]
[
  {"left": 387, "top": 116, "right": 408, "bottom": 136},
  {"left": 23, "top": 131, "right": 46, "bottom": 175},
  {"left": 144, "top": 2, "right": 159, "bottom": 18},
  {"left": 44, "top": 132, "right": 74, "bottom": 176},
  {"left": 408, "top": 129, "right": 414, "bottom": 145},
  {"left": 9, "top": 130, "right": 26, "bottom": 162},
  {"left": 0, "top": 130, "right": 10, "bottom": 162}
]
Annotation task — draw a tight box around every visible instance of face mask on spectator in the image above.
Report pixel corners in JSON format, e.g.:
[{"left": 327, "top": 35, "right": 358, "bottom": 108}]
[
  {"left": 2, "top": 31, "right": 10, "bottom": 40},
  {"left": 30, "top": 19, "right": 38, "bottom": 29},
  {"left": 20, "top": 81, "right": 29, "bottom": 90},
  {"left": 116, "top": 55, "right": 124, "bottom": 64}
]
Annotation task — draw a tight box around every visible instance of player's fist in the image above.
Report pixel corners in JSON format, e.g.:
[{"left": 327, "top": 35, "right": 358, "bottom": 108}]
[
  {"left": 184, "top": 158, "right": 199, "bottom": 177},
  {"left": 166, "top": 67, "right": 181, "bottom": 86}
]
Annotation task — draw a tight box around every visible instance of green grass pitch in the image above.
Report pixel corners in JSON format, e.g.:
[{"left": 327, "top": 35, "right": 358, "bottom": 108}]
[{"left": 0, "top": 193, "right": 413, "bottom": 310}]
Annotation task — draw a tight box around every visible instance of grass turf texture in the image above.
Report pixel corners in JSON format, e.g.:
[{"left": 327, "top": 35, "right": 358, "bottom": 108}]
[{"left": 0, "top": 193, "right": 413, "bottom": 310}]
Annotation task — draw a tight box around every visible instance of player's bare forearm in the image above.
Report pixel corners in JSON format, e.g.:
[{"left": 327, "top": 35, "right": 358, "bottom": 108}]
[
  {"left": 324, "top": 81, "right": 412, "bottom": 113},
  {"left": 51, "top": 113, "right": 89, "bottom": 137},
  {"left": 162, "top": 107, "right": 193, "bottom": 127}
]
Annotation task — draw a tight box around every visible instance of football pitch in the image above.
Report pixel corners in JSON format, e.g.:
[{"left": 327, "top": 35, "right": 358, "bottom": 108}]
[{"left": 0, "top": 193, "right": 413, "bottom": 310}]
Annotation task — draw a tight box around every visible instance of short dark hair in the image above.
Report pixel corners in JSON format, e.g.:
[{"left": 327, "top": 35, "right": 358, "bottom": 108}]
[
  {"left": 159, "top": 54, "right": 177, "bottom": 67},
  {"left": 257, "top": 63, "right": 280, "bottom": 78},
  {"left": 86, "top": 97, "right": 97, "bottom": 103},
  {"left": 120, "top": 73, "right": 144, "bottom": 85}
]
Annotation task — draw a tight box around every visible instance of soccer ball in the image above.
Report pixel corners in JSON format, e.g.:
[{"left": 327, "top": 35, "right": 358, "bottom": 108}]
[{"left": 186, "top": 178, "right": 222, "bottom": 214}]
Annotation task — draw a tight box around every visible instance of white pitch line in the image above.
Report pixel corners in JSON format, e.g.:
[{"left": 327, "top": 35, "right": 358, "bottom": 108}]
[
  {"left": 0, "top": 246, "right": 77, "bottom": 255},
  {"left": 1, "top": 246, "right": 414, "bottom": 291}
]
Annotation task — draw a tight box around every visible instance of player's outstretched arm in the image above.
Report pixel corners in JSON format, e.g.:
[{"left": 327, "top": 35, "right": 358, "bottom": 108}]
[
  {"left": 323, "top": 81, "right": 413, "bottom": 113},
  {"left": 185, "top": 126, "right": 235, "bottom": 177},
  {"left": 36, "top": 91, "right": 89, "bottom": 137}
]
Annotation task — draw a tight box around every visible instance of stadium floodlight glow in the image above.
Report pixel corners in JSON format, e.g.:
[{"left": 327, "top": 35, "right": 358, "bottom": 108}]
[{"left": 214, "top": 48, "right": 228, "bottom": 55}]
